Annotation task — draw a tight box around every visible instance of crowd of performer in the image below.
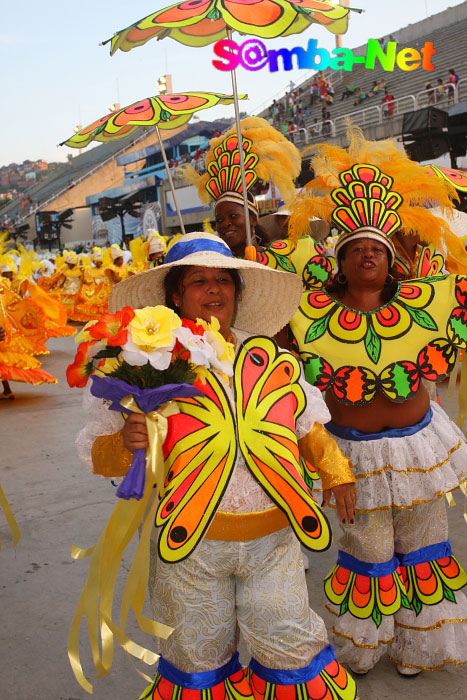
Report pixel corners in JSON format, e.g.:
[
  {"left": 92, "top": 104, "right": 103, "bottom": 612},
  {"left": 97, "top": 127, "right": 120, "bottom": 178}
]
[{"left": 2, "top": 118, "right": 467, "bottom": 699}]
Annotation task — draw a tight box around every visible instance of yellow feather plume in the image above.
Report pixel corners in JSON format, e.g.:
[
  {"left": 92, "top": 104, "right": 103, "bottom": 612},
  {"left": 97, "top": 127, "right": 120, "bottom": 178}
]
[
  {"left": 289, "top": 123, "right": 466, "bottom": 270},
  {"left": 182, "top": 117, "right": 301, "bottom": 209}
]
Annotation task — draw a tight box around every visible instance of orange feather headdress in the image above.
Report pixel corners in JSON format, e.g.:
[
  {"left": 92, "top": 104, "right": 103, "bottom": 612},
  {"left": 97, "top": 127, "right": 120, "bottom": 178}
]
[
  {"left": 182, "top": 117, "right": 301, "bottom": 214},
  {"left": 289, "top": 125, "right": 467, "bottom": 271}
]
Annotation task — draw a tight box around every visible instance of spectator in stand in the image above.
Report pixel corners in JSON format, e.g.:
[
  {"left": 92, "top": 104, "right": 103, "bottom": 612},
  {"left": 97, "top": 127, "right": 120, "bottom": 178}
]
[
  {"left": 298, "top": 113, "right": 306, "bottom": 130},
  {"left": 449, "top": 68, "right": 459, "bottom": 86},
  {"left": 378, "top": 79, "right": 387, "bottom": 92},
  {"left": 341, "top": 84, "right": 356, "bottom": 101},
  {"left": 383, "top": 90, "right": 395, "bottom": 119},
  {"left": 389, "top": 33, "right": 398, "bottom": 43},
  {"left": 436, "top": 78, "right": 447, "bottom": 103},
  {"left": 447, "top": 69, "right": 459, "bottom": 105},
  {"left": 354, "top": 87, "right": 368, "bottom": 106},
  {"left": 425, "top": 81, "right": 435, "bottom": 104},
  {"left": 320, "top": 80, "right": 328, "bottom": 104},
  {"left": 287, "top": 120, "right": 297, "bottom": 143}
]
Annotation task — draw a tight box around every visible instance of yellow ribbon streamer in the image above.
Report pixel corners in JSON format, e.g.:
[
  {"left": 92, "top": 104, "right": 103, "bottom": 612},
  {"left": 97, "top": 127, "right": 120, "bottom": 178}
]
[
  {"left": 0, "top": 483, "right": 21, "bottom": 550},
  {"left": 68, "top": 399, "right": 177, "bottom": 693},
  {"left": 456, "top": 351, "right": 467, "bottom": 436}
]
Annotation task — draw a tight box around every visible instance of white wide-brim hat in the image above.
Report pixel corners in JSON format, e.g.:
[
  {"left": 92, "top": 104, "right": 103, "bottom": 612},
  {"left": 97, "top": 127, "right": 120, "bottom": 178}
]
[{"left": 110, "top": 233, "right": 303, "bottom": 337}]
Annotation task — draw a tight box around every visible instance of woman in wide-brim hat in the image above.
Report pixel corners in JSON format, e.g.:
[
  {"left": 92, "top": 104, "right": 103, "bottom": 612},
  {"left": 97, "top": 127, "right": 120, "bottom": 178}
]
[{"left": 82, "top": 232, "right": 358, "bottom": 700}]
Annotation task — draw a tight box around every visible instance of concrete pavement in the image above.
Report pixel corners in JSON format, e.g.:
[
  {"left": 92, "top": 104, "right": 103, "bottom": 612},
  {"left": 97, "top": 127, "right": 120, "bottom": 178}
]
[{"left": 1, "top": 336, "right": 467, "bottom": 699}]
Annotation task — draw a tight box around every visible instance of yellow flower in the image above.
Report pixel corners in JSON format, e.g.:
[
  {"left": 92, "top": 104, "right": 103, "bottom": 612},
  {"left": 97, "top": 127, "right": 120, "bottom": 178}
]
[
  {"left": 128, "top": 306, "right": 181, "bottom": 353},
  {"left": 194, "top": 364, "right": 208, "bottom": 384},
  {"left": 97, "top": 357, "right": 121, "bottom": 375}
]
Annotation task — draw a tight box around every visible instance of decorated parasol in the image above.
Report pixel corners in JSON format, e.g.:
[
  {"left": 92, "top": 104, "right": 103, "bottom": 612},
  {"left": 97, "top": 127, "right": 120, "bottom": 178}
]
[
  {"left": 60, "top": 91, "right": 246, "bottom": 235},
  {"left": 102, "top": 0, "right": 361, "bottom": 255}
]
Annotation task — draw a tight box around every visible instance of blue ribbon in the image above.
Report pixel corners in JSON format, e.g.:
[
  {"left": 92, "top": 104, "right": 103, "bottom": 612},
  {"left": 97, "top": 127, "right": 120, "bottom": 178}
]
[
  {"left": 158, "top": 653, "right": 241, "bottom": 689},
  {"left": 165, "top": 239, "right": 234, "bottom": 264},
  {"left": 396, "top": 540, "right": 452, "bottom": 567},
  {"left": 326, "top": 407, "right": 433, "bottom": 442},
  {"left": 249, "top": 645, "right": 336, "bottom": 684},
  {"left": 337, "top": 550, "right": 400, "bottom": 578}
]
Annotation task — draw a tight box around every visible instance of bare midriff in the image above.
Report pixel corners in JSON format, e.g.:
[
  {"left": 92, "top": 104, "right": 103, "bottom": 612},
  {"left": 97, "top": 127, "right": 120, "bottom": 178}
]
[{"left": 325, "top": 386, "right": 431, "bottom": 433}]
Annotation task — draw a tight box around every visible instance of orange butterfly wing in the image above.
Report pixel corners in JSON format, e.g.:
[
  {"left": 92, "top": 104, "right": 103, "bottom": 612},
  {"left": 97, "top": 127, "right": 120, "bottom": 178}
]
[
  {"left": 235, "top": 337, "right": 331, "bottom": 551},
  {"left": 156, "top": 371, "right": 237, "bottom": 562}
]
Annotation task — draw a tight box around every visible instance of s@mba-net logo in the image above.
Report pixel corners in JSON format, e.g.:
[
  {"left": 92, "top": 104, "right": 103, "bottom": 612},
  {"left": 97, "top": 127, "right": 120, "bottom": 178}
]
[{"left": 212, "top": 38, "right": 437, "bottom": 74}]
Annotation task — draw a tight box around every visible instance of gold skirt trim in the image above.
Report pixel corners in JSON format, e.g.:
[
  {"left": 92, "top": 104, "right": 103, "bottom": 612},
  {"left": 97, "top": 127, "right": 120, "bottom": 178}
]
[
  {"left": 332, "top": 626, "right": 394, "bottom": 650},
  {"left": 205, "top": 507, "right": 289, "bottom": 541},
  {"left": 313, "top": 441, "right": 463, "bottom": 491},
  {"left": 354, "top": 441, "right": 463, "bottom": 479},
  {"left": 395, "top": 617, "right": 467, "bottom": 632},
  {"left": 320, "top": 478, "right": 467, "bottom": 513},
  {"left": 388, "top": 655, "right": 467, "bottom": 671}
]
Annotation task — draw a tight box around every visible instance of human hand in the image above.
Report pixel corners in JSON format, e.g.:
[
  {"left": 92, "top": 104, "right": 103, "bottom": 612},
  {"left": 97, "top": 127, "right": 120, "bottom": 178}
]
[
  {"left": 322, "top": 482, "right": 357, "bottom": 524},
  {"left": 122, "top": 413, "right": 149, "bottom": 451}
]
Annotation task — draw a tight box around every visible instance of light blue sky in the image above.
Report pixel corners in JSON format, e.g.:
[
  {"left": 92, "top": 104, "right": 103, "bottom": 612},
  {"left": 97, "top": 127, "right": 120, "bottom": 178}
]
[{"left": 1, "top": 0, "right": 463, "bottom": 166}]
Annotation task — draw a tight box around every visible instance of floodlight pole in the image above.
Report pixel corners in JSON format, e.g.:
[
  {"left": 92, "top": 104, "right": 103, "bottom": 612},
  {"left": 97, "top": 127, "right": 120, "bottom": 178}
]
[
  {"left": 227, "top": 27, "right": 254, "bottom": 253},
  {"left": 155, "top": 124, "right": 186, "bottom": 235}
]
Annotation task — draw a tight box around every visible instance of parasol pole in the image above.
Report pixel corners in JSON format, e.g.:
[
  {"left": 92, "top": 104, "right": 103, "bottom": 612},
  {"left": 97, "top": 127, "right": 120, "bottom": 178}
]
[
  {"left": 155, "top": 124, "right": 186, "bottom": 235},
  {"left": 227, "top": 27, "right": 255, "bottom": 259}
]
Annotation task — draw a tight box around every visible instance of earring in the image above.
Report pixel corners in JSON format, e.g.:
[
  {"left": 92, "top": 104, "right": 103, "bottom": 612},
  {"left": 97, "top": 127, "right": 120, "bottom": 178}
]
[
  {"left": 385, "top": 274, "right": 395, "bottom": 284},
  {"left": 336, "top": 272, "right": 347, "bottom": 284}
]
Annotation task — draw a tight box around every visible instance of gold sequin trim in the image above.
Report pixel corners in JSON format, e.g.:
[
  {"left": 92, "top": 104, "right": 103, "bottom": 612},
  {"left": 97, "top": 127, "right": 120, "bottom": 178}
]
[
  {"left": 395, "top": 617, "right": 467, "bottom": 632},
  {"left": 319, "top": 479, "right": 467, "bottom": 513},
  {"left": 333, "top": 627, "right": 394, "bottom": 649},
  {"left": 205, "top": 507, "right": 289, "bottom": 541},
  {"left": 354, "top": 442, "right": 463, "bottom": 479},
  {"left": 313, "top": 441, "right": 463, "bottom": 490},
  {"left": 388, "top": 655, "right": 467, "bottom": 671}
]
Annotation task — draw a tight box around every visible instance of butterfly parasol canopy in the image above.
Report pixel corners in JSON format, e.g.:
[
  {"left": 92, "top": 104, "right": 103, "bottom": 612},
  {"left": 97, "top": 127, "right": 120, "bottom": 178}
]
[
  {"left": 60, "top": 91, "right": 247, "bottom": 149},
  {"left": 103, "top": 0, "right": 357, "bottom": 53}
]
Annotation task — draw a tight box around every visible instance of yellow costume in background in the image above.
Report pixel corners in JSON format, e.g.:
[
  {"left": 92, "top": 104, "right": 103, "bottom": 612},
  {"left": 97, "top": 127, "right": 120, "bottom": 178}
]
[
  {"left": 48, "top": 251, "right": 82, "bottom": 320},
  {"left": 105, "top": 244, "right": 129, "bottom": 285},
  {"left": 73, "top": 247, "right": 112, "bottom": 322}
]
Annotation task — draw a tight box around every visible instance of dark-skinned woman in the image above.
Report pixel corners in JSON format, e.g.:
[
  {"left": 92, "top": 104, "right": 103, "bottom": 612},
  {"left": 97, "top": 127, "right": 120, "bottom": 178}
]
[
  {"left": 288, "top": 131, "right": 467, "bottom": 677},
  {"left": 79, "top": 232, "right": 359, "bottom": 700}
]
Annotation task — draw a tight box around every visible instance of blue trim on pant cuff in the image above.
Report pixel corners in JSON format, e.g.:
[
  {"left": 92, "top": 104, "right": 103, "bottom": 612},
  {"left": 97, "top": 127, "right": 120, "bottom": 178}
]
[
  {"left": 337, "top": 550, "right": 400, "bottom": 577},
  {"left": 396, "top": 540, "right": 452, "bottom": 567},
  {"left": 249, "top": 645, "right": 335, "bottom": 684},
  {"left": 158, "top": 653, "right": 241, "bottom": 689}
]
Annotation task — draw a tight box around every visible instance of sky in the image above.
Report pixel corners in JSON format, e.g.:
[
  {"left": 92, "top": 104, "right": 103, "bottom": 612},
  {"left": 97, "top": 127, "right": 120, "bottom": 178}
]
[{"left": 1, "top": 0, "right": 465, "bottom": 167}]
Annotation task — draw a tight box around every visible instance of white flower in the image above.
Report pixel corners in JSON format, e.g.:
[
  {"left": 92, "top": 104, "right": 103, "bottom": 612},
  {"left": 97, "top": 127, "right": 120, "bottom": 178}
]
[
  {"left": 121, "top": 335, "right": 173, "bottom": 370},
  {"left": 174, "top": 326, "right": 217, "bottom": 368}
]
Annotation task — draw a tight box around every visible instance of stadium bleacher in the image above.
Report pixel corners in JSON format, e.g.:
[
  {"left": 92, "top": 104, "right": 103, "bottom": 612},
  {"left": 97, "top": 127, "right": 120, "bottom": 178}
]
[{"left": 260, "top": 2, "right": 467, "bottom": 146}]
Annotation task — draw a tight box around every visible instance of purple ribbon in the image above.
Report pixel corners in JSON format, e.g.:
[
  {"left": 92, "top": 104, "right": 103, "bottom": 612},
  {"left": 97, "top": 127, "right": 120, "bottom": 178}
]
[{"left": 90, "top": 375, "right": 203, "bottom": 500}]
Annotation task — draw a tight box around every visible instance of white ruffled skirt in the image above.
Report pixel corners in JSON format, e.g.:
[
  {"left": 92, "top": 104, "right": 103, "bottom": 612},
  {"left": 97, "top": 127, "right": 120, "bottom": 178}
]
[{"left": 323, "top": 402, "right": 467, "bottom": 672}]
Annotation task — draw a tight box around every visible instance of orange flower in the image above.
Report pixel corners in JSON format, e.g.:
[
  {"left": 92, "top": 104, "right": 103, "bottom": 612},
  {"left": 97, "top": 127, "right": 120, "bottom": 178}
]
[
  {"left": 66, "top": 340, "right": 98, "bottom": 388},
  {"left": 88, "top": 307, "right": 135, "bottom": 347}
]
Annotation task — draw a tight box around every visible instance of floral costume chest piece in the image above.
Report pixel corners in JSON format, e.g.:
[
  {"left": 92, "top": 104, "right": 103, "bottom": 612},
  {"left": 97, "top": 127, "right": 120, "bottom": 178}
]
[
  {"left": 155, "top": 336, "right": 331, "bottom": 563},
  {"left": 291, "top": 275, "right": 467, "bottom": 406}
]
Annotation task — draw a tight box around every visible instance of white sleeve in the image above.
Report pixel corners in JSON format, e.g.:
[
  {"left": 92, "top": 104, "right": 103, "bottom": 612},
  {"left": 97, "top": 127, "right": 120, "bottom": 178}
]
[
  {"left": 75, "top": 384, "right": 125, "bottom": 471},
  {"left": 296, "top": 374, "right": 331, "bottom": 440}
]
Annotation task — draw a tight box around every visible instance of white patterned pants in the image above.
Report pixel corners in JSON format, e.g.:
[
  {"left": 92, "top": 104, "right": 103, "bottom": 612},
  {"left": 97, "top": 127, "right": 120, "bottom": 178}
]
[{"left": 149, "top": 526, "right": 329, "bottom": 672}]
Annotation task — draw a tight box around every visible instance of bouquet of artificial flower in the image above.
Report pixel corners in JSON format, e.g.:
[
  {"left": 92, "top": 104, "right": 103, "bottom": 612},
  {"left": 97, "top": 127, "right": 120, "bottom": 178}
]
[{"left": 67, "top": 305, "right": 235, "bottom": 499}]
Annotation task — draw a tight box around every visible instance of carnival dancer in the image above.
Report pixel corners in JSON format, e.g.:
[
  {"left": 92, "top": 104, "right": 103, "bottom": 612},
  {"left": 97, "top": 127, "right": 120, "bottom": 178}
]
[
  {"left": 76, "top": 232, "right": 359, "bottom": 700},
  {"left": 73, "top": 247, "right": 112, "bottom": 322},
  {"left": 184, "top": 117, "right": 334, "bottom": 294},
  {"left": 288, "top": 129, "right": 467, "bottom": 676},
  {"left": 0, "top": 295, "right": 57, "bottom": 397},
  {"left": 48, "top": 250, "right": 82, "bottom": 320},
  {"left": 105, "top": 243, "right": 130, "bottom": 285}
]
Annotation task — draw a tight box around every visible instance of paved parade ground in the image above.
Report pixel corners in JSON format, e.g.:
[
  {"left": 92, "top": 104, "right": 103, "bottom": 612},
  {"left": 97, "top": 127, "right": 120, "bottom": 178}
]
[{"left": 1, "top": 336, "right": 467, "bottom": 700}]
